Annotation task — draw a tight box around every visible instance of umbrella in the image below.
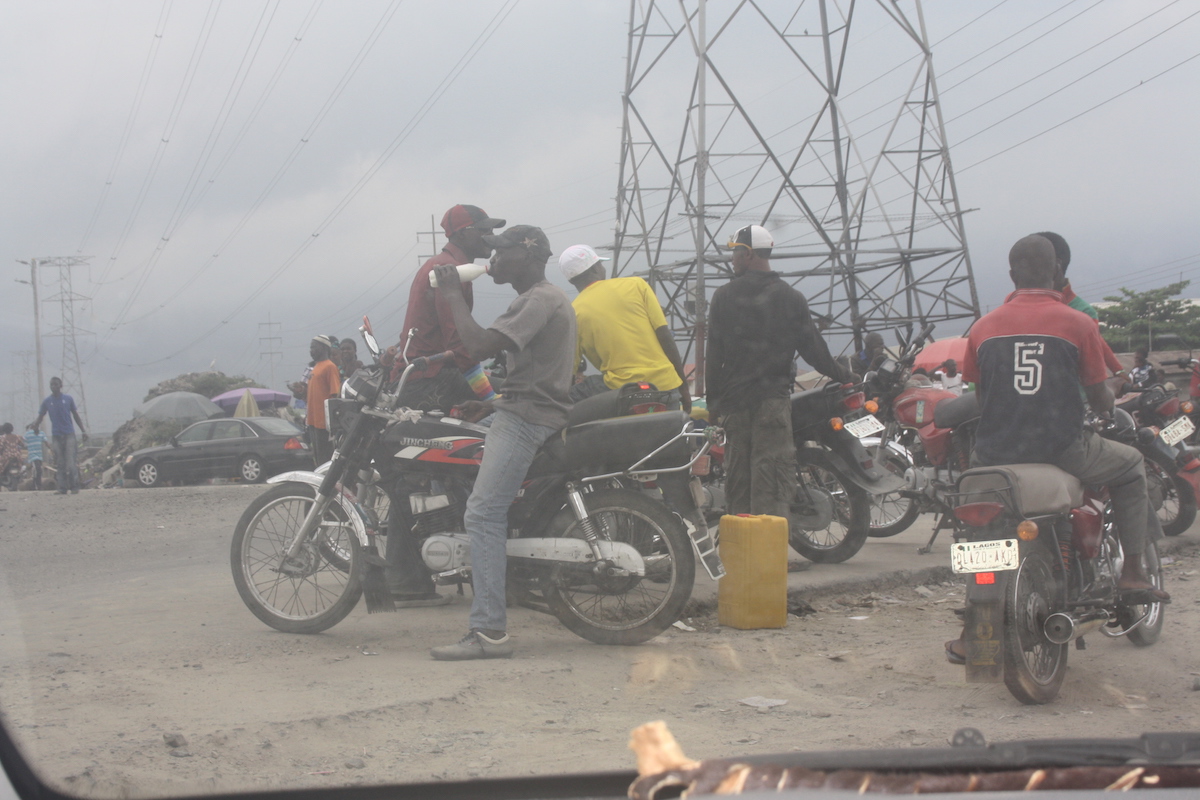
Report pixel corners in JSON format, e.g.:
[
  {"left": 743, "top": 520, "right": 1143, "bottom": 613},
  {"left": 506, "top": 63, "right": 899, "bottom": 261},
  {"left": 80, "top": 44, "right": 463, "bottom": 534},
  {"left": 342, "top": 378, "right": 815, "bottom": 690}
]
[
  {"left": 913, "top": 337, "right": 969, "bottom": 373},
  {"left": 233, "top": 389, "right": 261, "bottom": 418},
  {"left": 133, "top": 392, "right": 224, "bottom": 422},
  {"left": 210, "top": 387, "right": 293, "bottom": 412}
]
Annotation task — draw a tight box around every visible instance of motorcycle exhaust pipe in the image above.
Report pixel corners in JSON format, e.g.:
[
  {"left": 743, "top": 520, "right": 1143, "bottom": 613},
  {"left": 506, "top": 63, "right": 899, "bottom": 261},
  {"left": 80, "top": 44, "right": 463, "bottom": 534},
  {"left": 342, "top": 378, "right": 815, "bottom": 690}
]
[{"left": 1044, "top": 609, "right": 1110, "bottom": 645}]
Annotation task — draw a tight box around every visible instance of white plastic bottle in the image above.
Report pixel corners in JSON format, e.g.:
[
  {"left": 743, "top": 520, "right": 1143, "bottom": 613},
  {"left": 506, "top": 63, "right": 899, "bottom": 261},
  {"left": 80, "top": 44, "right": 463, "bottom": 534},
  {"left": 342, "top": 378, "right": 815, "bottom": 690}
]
[{"left": 429, "top": 263, "right": 489, "bottom": 288}]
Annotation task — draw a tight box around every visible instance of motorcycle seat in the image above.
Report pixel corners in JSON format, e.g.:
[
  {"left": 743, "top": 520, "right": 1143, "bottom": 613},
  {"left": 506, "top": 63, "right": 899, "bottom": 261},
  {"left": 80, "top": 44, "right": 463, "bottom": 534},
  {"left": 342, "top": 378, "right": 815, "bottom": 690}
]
[
  {"left": 933, "top": 391, "right": 980, "bottom": 430},
  {"left": 790, "top": 385, "right": 831, "bottom": 424},
  {"left": 567, "top": 390, "right": 622, "bottom": 426},
  {"left": 957, "top": 464, "right": 1084, "bottom": 516},
  {"left": 528, "top": 411, "right": 691, "bottom": 477}
]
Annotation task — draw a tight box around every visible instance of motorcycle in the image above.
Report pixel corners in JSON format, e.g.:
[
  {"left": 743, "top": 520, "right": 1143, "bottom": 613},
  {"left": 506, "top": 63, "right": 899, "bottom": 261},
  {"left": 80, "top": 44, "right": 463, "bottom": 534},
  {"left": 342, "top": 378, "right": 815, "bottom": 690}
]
[
  {"left": 861, "top": 324, "right": 983, "bottom": 552},
  {"left": 951, "top": 409, "right": 1166, "bottom": 705},
  {"left": 231, "top": 320, "right": 724, "bottom": 646},
  {"left": 1115, "top": 380, "right": 1200, "bottom": 536},
  {"left": 1, "top": 459, "right": 23, "bottom": 491},
  {"left": 783, "top": 381, "right": 906, "bottom": 563}
]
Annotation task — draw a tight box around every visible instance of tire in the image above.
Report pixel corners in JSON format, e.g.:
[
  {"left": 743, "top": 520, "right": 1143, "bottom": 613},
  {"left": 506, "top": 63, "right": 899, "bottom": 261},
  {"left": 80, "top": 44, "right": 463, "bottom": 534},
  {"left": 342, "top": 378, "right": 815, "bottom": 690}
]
[
  {"left": 788, "top": 453, "right": 871, "bottom": 563},
  {"left": 231, "top": 482, "right": 362, "bottom": 634},
  {"left": 1145, "top": 459, "right": 1196, "bottom": 536},
  {"left": 1002, "top": 540, "right": 1068, "bottom": 705},
  {"left": 1118, "top": 540, "right": 1165, "bottom": 647},
  {"left": 542, "top": 488, "right": 694, "bottom": 646},
  {"left": 135, "top": 459, "right": 162, "bottom": 488},
  {"left": 239, "top": 455, "right": 266, "bottom": 484},
  {"left": 865, "top": 442, "right": 919, "bottom": 538}
]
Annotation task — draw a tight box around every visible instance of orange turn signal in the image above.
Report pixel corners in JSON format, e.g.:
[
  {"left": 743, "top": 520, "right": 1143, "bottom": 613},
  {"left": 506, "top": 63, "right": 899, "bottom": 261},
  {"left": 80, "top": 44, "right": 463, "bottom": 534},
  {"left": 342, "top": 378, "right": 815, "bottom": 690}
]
[
  {"left": 1016, "top": 520, "right": 1039, "bottom": 541},
  {"left": 865, "top": 399, "right": 879, "bottom": 414},
  {"left": 830, "top": 417, "right": 845, "bottom": 431},
  {"left": 1183, "top": 401, "right": 1195, "bottom": 414}
]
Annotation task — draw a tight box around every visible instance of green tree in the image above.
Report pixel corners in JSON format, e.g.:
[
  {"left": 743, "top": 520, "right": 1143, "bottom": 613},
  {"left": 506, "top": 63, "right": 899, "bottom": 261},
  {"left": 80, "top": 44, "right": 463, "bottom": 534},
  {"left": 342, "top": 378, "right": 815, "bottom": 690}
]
[{"left": 1097, "top": 281, "right": 1200, "bottom": 352}]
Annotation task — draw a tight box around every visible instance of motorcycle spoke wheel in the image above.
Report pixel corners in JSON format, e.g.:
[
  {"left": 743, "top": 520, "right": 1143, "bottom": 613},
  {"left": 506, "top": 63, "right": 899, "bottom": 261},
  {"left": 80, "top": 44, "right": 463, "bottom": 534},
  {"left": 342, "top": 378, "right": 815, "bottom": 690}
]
[
  {"left": 1117, "top": 541, "right": 1165, "bottom": 646},
  {"left": 231, "top": 483, "right": 363, "bottom": 634},
  {"left": 867, "top": 446, "right": 919, "bottom": 538},
  {"left": 542, "top": 489, "right": 694, "bottom": 646},
  {"left": 1002, "top": 543, "right": 1067, "bottom": 704},
  {"left": 1145, "top": 460, "right": 1196, "bottom": 536},
  {"left": 788, "top": 457, "right": 870, "bottom": 563}
]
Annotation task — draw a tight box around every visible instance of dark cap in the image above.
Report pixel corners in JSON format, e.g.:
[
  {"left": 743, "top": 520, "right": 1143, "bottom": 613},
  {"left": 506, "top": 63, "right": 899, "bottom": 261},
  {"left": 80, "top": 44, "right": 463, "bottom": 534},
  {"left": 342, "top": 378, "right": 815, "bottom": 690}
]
[
  {"left": 441, "top": 204, "right": 506, "bottom": 236},
  {"left": 482, "top": 225, "right": 552, "bottom": 261}
]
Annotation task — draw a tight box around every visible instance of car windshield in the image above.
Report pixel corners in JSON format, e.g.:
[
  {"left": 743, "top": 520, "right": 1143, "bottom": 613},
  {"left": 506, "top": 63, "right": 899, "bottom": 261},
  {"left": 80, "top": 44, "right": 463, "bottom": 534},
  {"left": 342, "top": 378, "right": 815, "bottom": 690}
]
[{"left": 2, "top": 2, "right": 1196, "bottom": 799}]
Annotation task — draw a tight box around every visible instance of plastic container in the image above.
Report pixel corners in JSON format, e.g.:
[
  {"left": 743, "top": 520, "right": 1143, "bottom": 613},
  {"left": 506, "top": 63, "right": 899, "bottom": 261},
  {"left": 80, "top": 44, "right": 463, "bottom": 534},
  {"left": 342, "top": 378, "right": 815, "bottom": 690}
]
[
  {"left": 429, "top": 263, "right": 488, "bottom": 287},
  {"left": 717, "top": 514, "right": 788, "bottom": 629}
]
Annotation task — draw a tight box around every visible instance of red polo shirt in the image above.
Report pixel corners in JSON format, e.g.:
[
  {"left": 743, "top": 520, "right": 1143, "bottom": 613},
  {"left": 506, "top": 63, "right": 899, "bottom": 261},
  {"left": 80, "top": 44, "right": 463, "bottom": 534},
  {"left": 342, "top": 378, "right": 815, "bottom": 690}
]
[{"left": 397, "top": 242, "right": 477, "bottom": 380}]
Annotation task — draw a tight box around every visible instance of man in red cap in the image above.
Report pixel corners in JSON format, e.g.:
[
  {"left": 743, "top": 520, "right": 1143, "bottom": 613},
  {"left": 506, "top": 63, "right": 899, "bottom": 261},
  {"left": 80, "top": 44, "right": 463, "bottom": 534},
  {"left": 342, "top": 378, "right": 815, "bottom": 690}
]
[{"left": 390, "top": 204, "right": 506, "bottom": 412}]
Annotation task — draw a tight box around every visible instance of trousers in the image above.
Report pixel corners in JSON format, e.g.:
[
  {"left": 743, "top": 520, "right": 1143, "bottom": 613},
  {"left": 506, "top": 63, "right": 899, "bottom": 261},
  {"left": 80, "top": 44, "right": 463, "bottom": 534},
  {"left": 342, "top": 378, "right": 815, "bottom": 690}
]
[
  {"left": 52, "top": 434, "right": 78, "bottom": 493},
  {"left": 723, "top": 396, "right": 796, "bottom": 518}
]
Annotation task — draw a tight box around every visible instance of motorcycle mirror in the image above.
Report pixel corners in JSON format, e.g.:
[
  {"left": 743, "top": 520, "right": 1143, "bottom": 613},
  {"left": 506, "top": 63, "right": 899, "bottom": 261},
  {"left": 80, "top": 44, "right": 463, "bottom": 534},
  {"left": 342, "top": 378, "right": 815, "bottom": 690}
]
[{"left": 360, "top": 317, "right": 382, "bottom": 360}]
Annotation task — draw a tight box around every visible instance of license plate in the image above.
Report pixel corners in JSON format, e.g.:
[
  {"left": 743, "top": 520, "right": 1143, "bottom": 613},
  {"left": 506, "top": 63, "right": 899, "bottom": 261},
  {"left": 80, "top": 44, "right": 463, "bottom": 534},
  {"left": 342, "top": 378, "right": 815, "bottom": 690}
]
[
  {"left": 845, "top": 414, "right": 885, "bottom": 438},
  {"left": 951, "top": 539, "right": 1019, "bottom": 574},
  {"left": 1160, "top": 415, "right": 1195, "bottom": 447}
]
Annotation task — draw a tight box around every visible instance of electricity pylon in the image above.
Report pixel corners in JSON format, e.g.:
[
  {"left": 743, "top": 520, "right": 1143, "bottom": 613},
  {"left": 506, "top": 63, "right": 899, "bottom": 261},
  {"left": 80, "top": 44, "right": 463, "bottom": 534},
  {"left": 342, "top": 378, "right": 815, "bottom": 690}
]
[{"left": 613, "top": 0, "right": 979, "bottom": 392}]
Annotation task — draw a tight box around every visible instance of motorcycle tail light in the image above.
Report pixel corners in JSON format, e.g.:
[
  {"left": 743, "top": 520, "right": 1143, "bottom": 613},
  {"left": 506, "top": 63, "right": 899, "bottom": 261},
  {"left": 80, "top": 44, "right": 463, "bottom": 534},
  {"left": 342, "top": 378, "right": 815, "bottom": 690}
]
[
  {"left": 974, "top": 572, "right": 996, "bottom": 585},
  {"left": 830, "top": 417, "right": 845, "bottom": 431},
  {"left": 841, "top": 392, "right": 865, "bottom": 410},
  {"left": 1184, "top": 458, "right": 1200, "bottom": 472},
  {"left": 284, "top": 437, "right": 305, "bottom": 450},
  {"left": 954, "top": 502, "right": 1004, "bottom": 526},
  {"left": 865, "top": 399, "right": 879, "bottom": 414},
  {"left": 1017, "top": 520, "right": 1039, "bottom": 541},
  {"left": 691, "top": 455, "right": 711, "bottom": 476},
  {"left": 1157, "top": 397, "right": 1181, "bottom": 416},
  {"left": 1183, "top": 401, "right": 1195, "bottom": 414}
]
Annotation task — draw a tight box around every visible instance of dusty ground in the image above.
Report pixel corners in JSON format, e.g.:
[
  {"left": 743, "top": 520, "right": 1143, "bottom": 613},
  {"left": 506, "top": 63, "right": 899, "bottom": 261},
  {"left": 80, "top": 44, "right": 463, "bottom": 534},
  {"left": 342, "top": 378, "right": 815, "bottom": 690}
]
[{"left": 1, "top": 486, "right": 1199, "bottom": 798}]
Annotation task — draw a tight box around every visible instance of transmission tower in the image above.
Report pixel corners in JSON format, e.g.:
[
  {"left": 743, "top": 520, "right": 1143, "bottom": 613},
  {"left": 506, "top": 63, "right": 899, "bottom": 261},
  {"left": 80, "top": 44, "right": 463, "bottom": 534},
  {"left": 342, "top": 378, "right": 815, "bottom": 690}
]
[
  {"left": 258, "top": 315, "right": 283, "bottom": 390},
  {"left": 41, "top": 256, "right": 93, "bottom": 427},
  {"left": 613, "top": 0, "right": 979, "bottom": 392}
]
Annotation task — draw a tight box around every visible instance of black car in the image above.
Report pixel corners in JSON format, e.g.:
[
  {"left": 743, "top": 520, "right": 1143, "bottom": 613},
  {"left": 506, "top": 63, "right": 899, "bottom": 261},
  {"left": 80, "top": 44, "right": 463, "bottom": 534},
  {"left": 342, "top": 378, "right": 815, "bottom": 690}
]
[{"left": 122, "top": 417, "right": 311, "bottom": 487}]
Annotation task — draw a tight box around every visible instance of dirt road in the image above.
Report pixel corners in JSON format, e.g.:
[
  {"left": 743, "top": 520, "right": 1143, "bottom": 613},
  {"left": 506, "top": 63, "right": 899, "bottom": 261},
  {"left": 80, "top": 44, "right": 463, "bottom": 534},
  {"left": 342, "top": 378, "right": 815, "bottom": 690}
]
[{"left": 1, "top": 486, "right": 1198, "bottom": 798}]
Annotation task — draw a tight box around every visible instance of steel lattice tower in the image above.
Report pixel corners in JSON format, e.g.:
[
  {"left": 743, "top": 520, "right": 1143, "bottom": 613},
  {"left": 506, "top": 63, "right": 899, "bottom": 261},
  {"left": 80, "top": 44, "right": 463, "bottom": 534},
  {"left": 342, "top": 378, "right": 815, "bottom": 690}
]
[
  {"left": 42, "top": 256, "right": 93, "bottom": 427},
  {"left": 613, "top": 0, "right": 979, "bottom": 392}
]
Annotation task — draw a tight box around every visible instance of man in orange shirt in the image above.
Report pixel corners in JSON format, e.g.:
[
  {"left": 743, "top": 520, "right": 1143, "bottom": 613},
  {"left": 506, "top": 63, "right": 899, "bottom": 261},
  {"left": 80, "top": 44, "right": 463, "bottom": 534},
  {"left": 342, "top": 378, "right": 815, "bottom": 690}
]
[{"left": 306, "top": 335, "right": 341, "bottom": 467}]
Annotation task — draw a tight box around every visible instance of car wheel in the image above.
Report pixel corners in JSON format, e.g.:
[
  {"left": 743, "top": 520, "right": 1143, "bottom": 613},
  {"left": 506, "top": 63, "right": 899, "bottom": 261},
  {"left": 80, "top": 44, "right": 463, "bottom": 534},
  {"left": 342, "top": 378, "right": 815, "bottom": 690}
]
[
  {"left": 135, "top": 460, "right": 162, "bottom": 488},
  {"left": 239, "top": 455, "right": 265, "bottom": 484}
]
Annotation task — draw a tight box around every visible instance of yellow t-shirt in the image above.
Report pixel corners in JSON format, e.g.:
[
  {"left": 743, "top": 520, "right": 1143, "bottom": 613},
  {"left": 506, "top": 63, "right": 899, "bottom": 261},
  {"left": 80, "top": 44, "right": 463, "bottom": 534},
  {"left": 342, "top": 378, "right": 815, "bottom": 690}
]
[{"left": 573, "top": 277, "right": 682, "bottom": 392}]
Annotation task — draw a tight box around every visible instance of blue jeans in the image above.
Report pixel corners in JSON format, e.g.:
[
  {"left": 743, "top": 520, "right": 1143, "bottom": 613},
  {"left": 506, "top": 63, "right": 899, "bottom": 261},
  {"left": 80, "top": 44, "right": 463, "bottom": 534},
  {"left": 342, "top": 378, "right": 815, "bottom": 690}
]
[
  {"left": 465, "top": 409, "right": 556, "bottom": 632},
  {"left": 52, "top": 434, "right": 78, "bottom": 492},
  {"left": 568, "top": 373, "right": 681, "bottom": 409}
]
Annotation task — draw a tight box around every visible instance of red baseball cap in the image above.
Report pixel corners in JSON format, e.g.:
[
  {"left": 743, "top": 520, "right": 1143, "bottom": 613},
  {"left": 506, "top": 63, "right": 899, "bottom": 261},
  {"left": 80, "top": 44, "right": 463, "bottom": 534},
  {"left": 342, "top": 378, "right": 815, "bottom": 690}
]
[{"left": 440, "top": 204, "right": 506, "bottom": 236}]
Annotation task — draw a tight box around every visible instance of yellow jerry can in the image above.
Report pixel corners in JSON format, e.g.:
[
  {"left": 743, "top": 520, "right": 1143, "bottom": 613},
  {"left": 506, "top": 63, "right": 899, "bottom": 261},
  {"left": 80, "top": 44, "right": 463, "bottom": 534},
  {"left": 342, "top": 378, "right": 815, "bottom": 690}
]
[{"left": 717, "top": 514, "right": 788, "bottom": 629}]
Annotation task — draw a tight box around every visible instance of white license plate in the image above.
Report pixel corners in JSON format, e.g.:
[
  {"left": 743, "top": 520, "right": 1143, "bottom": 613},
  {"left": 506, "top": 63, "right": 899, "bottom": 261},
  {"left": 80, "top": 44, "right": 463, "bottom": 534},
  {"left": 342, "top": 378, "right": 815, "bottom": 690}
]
[
  {"left": 845, "top": 414, "right": 885, "bottom": 438},
  {"left": 1160, "top": 415, "right": 1195, "bottom": 447},
  {"left": 951, "top": 539, "right": 1019, "bottom": 574}
]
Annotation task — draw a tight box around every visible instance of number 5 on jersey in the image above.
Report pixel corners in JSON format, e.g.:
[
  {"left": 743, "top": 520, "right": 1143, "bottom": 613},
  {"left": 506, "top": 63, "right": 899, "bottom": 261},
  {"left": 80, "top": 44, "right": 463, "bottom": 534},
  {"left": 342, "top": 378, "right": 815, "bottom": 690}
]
[{"left": 1014, "top": 342, "right": 1044, "bottom": 395}]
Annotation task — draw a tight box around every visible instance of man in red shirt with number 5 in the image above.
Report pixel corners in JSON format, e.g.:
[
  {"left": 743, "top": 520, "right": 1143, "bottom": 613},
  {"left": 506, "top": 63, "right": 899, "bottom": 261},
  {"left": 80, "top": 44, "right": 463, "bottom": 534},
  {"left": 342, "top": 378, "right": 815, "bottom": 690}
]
[{"left": 962, "top": 235, "right": 1167, "bottom": 598}]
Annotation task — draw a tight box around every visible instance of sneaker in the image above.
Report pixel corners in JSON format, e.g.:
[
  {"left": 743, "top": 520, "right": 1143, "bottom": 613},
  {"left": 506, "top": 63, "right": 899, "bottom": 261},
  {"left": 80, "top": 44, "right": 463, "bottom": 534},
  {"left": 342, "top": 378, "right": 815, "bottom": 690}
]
[{"left": 430, "top": 630, "right": 513, "bottom": 661}]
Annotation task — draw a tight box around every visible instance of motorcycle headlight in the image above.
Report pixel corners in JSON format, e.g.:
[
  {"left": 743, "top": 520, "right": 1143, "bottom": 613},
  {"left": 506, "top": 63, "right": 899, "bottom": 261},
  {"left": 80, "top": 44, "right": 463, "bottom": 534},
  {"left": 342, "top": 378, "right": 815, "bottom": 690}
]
[{"left": 341, "top": 367, "right": 382, "bottom": 401}]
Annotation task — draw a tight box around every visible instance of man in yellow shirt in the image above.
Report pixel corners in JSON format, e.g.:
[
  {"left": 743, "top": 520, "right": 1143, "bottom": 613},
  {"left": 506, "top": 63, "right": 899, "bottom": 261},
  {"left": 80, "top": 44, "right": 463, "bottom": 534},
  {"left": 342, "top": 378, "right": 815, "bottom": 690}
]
[{"left": 559, "top": 244, "right": 691, "bottom": 413}]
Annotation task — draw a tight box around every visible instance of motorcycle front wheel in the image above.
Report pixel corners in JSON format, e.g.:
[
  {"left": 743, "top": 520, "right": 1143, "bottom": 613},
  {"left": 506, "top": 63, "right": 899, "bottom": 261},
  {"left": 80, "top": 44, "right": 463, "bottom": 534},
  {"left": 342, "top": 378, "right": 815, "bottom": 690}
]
[
  {"left": 1002, "top": 540, "right": 1068, "bottom": 705},
  {"left": 231, "top": 482, "right": 363, "bottom": 634},
  {"left": 542, "top": 488, "right": 694, "bottom": 646},
  {"left": 863, "top": 439, "right": 920, "bottom": 538},
  {"left": 1145, "top": 459, "right": 1196, "bottom": 536},
  {"left": 1117, "top": 540, "right": 1165, "bottom": 646},
  {"left": 788, "top": 453, "right": 871, "bottom": 563}
]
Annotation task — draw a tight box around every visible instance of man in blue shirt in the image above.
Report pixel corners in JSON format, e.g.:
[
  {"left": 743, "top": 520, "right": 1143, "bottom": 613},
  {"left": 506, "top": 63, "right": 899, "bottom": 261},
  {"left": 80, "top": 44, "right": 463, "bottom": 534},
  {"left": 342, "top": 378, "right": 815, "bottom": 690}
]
[
  {"left": 23, "top": 424, "right": 50, "bottom": 490},
  {"left": 31, "top": 377, "right": 88, "bottom": 494}
]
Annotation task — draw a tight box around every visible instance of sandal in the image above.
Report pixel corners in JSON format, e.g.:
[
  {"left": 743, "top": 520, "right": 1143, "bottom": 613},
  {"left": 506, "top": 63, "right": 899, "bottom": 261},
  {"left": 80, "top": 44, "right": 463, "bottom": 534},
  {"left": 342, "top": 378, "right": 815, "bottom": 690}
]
[{"left": 944, "top": 639, "right": 966, "bottom": 666}]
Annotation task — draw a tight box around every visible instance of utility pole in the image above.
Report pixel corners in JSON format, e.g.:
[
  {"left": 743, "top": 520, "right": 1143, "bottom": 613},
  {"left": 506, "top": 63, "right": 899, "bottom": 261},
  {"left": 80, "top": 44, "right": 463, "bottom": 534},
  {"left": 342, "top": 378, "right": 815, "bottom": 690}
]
[
  {"left": 415, "top": 215, "right": 440, "bottom": 265},
  {"left": 14, "top": 258, "right": 46, "bottom": 401},
  {"left": 258, "top": 314, "right": 283, "bottom": 389}
]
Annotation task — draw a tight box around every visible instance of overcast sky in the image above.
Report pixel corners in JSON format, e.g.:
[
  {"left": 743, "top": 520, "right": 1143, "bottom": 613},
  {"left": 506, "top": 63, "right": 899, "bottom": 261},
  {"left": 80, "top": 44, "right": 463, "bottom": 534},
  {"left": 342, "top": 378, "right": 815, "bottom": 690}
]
[{"left": 3, "top": 0, "right": 1198, "bottom": 432}]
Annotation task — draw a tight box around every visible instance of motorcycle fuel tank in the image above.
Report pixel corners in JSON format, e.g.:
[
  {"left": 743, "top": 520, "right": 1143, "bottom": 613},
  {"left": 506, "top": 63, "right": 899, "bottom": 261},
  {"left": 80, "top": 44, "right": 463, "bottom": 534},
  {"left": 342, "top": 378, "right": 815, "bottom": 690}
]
[
  {"left": 382, "top": 416, "right": 486, "bottom": 467},
  {"left": 893, "top": 386, "right": 958, "bottom": 428}
]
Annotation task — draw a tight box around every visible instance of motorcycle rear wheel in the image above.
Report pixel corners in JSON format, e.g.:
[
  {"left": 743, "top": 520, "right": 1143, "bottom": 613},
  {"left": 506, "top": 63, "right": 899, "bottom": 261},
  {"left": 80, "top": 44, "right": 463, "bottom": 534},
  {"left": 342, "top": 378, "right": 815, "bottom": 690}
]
[
  {"left": 542, "top": 488, "right": 694, "bottom": 646},
  {"left": 788, "top": 454, "right": 871, "bottom": 563},
  {"left": 231, "top": 482, "right": 363, "bottom": 634},
  {"left": 1002, "top": 541, "right": 1068, "bottom": 705},
  {"left": 1145, "top": 459, "right": 1196, "bottom": 536},
  {"left": 1117, "top": 540, "right": 1165, "bottom": 646}
]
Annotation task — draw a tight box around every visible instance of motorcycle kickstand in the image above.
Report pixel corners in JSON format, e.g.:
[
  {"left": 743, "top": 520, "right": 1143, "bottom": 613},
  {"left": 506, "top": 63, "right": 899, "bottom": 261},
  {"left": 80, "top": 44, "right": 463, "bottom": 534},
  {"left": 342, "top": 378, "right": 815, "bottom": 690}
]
[{"left": 918, "top": 512, "right": 952, "bottom": 555}]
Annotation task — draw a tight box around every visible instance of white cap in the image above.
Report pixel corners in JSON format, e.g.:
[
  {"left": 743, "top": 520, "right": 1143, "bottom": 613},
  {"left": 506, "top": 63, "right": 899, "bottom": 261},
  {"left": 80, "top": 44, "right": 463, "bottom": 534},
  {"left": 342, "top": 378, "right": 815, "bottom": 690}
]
[
  {"left": 729, "top": 224, "right": 774, "bottom": 250},
  {"left": 558, "top": 244, "right": 609, "bottom": 280}
]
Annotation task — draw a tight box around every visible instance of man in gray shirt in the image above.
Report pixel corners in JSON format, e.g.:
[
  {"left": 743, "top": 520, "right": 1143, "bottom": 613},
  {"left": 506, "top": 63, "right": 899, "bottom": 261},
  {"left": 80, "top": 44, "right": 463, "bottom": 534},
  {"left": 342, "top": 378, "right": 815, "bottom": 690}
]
[{"left": 428, "top": 224, "right": 576, "bottom": 660}]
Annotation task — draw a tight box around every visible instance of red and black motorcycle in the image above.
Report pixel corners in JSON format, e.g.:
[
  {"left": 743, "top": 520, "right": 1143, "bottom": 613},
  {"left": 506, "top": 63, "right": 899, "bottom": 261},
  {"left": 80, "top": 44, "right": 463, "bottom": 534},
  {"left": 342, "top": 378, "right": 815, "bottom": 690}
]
[
  {"left": 230, "top": 320, "right": 723, "bottom": 646},
  {"left": 951, "top": 410, "right": 1167, "bottom": 705}
]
